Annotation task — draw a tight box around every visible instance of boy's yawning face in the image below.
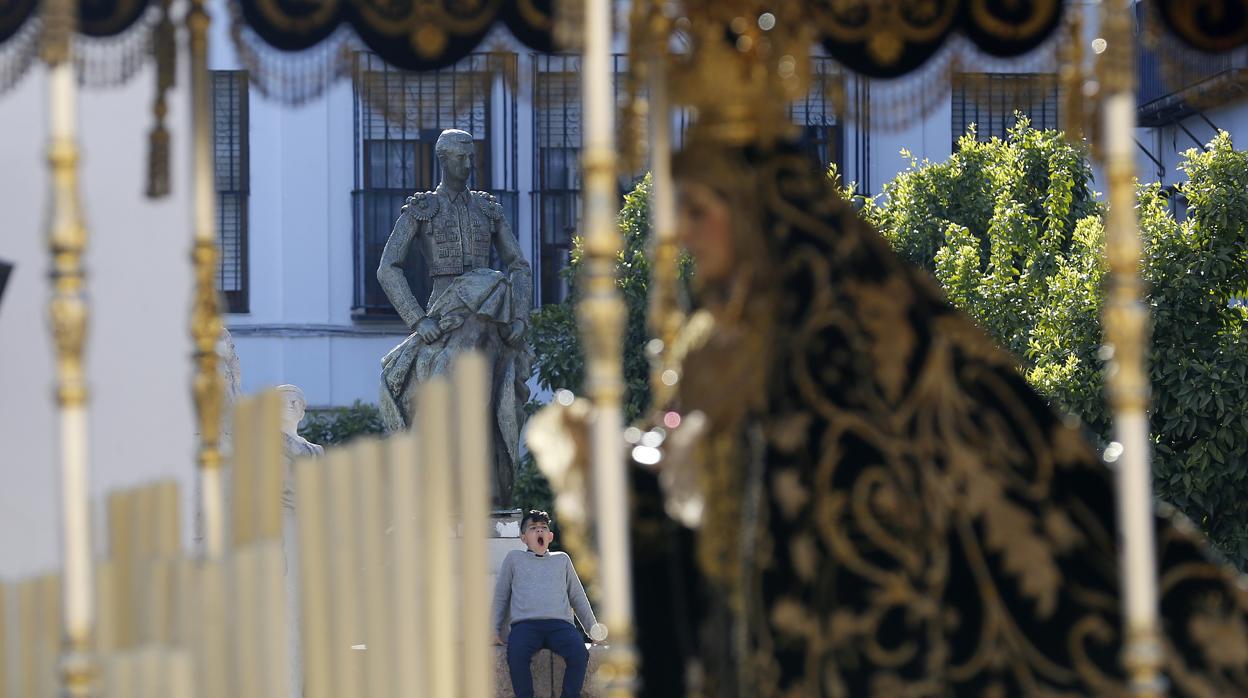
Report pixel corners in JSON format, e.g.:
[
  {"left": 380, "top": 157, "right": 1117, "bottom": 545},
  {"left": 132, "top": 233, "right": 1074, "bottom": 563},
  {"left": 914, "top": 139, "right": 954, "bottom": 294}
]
[{"left": 521, "top": 520, "right": 553, "bottom": 555}]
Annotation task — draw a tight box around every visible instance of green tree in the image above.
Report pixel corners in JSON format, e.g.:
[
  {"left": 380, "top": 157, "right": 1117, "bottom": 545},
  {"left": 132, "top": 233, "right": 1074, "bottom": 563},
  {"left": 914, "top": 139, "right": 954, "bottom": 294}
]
[
  {"left": 863, "top": 122, "right": 1248, "bottom": 566},
  {"left": 515, "top": 175, "right": 659, "bottom": 513},
  {"left": 529, "top": 175, "right": 657, "bottom": 421},
  {"left": 1142, "top": 133, "right": 1248, "bottom": 563}
]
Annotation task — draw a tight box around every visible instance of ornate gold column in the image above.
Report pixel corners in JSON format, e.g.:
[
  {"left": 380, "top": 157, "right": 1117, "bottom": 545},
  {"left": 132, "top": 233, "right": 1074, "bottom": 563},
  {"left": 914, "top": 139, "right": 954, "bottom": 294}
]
[
  {"left": 579, "top": 0, "right": 637, "bottom": 693},
  {"left": 187, "top": 0, "right": 226, "bottom": 559},
  {"left": 1099, "top": 1, "right": 1164, "bottom": 694},
  {"left": 646, "top": 51, "right": 682, "bottom": 408},
  {"left": 42, "top": 0, "right": 96, "bottom": 692}
]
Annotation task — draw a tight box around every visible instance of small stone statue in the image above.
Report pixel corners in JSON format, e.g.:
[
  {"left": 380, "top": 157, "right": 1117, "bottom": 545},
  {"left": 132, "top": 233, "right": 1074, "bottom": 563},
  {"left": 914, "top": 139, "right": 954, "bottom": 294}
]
[
  {"left": 216, "top": 327, "right": 244, "bottom": 453},
  {"left": 376, "top": 128, "right": 532, "bottom": 506},
  {"left": 277, "top": 384, "right": 323, "bottom": 511},
  {"left": 275, "top": 383, "right": 319, "bottom": 698}
]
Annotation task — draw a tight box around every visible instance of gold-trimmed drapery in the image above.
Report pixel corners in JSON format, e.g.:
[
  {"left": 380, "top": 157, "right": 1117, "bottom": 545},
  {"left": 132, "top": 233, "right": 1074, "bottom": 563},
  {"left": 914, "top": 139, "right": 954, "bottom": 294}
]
[
  {"left": 1154, "top": 0, "right": 1248, "bottom": 53},
  {"left": 234, "top": 0, "right": 554, "bottom": 71},
  {"left": 224, "top": 0, "right": 555, "bottom": 104},
  {"left": 4, "top": 1, "right": 1248, "bottom": 144},
  {"left": 0, "top": 0, "right": 157, "bottom": 94},
  {"left": 810, "top": 0, "right": 1064, "bottom": 78}
]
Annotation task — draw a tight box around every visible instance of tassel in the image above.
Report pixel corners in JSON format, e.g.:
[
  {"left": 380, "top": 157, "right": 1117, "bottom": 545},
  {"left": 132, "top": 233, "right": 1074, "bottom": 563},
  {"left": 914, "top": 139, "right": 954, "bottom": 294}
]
[
  {"left": 146, "top": 123, "right": 170, "bottom": 198},
  {"left": 146, "top": 3, "right": 175, "bottom": 199}
]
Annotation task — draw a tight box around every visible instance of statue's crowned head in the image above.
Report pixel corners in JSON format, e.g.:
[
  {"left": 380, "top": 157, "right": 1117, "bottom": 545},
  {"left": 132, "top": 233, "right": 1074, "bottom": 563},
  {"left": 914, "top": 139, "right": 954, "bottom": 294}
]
[{"left": 435, "top": 129, "right": 475, "bottom": 183}]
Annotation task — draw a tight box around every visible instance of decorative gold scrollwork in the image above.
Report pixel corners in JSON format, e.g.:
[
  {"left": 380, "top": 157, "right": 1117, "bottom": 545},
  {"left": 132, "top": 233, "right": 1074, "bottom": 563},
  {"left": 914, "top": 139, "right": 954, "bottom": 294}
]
[{"left": 634, "top": 138, "right": 1248, "bottom": 695}]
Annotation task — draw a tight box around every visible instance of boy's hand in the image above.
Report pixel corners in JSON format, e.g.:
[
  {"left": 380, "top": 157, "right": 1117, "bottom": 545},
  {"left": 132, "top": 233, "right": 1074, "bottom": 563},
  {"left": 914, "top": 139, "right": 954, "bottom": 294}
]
[
  {"left": 492, "top": 632, "right": 504, "bottom": 646},
  {"left": 588, "top": 623, "right": 608, "bottom": 644}
]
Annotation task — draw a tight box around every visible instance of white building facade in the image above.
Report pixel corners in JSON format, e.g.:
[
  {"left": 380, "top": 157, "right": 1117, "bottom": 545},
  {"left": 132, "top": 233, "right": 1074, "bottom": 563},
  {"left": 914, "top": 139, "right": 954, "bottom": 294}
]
[
  {"left": 209, "top": 25, "right": 1064, "bottom": 407},
  {"left": 215, "top": 8, "right": 1248, "bottom": 407}
]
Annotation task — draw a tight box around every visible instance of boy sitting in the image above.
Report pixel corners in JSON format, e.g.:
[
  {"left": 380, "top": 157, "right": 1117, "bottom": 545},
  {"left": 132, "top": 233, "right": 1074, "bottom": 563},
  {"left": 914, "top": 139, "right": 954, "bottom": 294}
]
[{"left": 492, "top": 510, "right": 602, "bottom": 698}]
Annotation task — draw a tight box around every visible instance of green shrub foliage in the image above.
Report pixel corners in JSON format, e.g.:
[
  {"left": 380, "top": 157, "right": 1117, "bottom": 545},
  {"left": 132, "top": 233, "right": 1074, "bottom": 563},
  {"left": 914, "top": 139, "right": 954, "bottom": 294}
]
[
  {"left": 530, "top": 175, "right": 657, "bottom": 422},
  {"left": 299, "top": 400, "right": 386, "bottom": 446}
]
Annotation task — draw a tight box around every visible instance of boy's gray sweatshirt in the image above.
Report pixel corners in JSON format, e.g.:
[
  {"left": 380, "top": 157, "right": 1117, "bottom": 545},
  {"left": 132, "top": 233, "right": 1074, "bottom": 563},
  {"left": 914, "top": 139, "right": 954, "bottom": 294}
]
[{"left": 492, "top": 550, "right": 597, "bottom": 632}]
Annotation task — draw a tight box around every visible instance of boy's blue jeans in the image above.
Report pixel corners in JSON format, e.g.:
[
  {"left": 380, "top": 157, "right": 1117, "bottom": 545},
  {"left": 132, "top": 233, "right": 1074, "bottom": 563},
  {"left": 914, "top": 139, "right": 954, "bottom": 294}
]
[{"left": 506, "top": 619, "right": 589, "bottom": 698}]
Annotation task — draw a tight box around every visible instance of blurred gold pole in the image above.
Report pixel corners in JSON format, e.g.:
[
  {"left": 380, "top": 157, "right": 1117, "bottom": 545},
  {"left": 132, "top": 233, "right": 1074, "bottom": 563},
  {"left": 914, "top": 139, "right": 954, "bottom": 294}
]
[
  {"left": 1099, "top": 1, "right": 1164, "bottom": 695},
  {"left": 454, "top": 354, "right": 492, "bottom": 698},
  {"left": 41, "top": 0, "right": 97, "bottom": 691},
  {"left": 187, "top": 0, "right": 226, "bottom": 559},
  {"left": 647, "top": 52, "right": 682, "bottom": 408},
  {"left": 419, "top": 379, "right": 457, "bottom": 698},
  {"left": 579, "top": 0, "right": 637, "bottom": 694}
]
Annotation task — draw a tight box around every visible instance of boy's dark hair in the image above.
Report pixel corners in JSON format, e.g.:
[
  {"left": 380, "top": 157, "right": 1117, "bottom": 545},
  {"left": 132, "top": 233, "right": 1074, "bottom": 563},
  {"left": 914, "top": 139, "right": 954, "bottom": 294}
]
[{"left": 520, "top": 510, "right": 551, "bottom": 530}]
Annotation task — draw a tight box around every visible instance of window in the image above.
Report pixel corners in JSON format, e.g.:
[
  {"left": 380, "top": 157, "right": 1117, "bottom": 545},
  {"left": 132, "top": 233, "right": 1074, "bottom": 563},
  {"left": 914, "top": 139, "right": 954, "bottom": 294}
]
[
  {"left": 533, "top": 56, "right": 583, "bottom": 306},
  {"left": 211, "top": 70, "right": 249, "bottom": 313},
  {"left": 532, "top": 54, "right": 637, "bottom": 306},
  {"left": 352, "top": 52, "right": 518, "bottom": 317},
  {"left": 791, "top": 57, "right": 845, "bottom": 173},
  {"left": 532, "top": 55, "right": 843, "bottom": 306},
  {"left": 951, "top": 72, "right": 1059, "bottom": 146}
]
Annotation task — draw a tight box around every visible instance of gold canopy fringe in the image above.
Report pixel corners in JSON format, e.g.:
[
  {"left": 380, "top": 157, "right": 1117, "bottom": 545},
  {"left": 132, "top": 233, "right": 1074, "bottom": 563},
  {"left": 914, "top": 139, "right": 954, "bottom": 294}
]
[
  {"left": 0, "top": 19, "right": 39, "bottom": 94},
  {"left": 73, "top": 14, "right": 157, "bottom": 89},
  {"left": 832, "top": 33, "right": 1071, "bottom": 134},
  {"left": 0, "top": 6, "right": 156, "bottom": 96},
  {"left": 229, "top": 8, "right": 356, "bottom": 107},
  {"left": 350, "top": 49, "right": 518, "bottom": 137}
]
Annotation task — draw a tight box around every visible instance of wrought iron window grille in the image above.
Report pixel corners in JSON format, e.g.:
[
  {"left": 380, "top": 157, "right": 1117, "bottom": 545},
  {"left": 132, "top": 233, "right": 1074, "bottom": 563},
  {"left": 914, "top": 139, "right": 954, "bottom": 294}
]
[
  {"left": 211, "top": 70, "right": 250, "bottom": 314},
  {"left": 351, "top": 52, "right": 519, "bottom": 319},
  {"left": 951, "top": 72, "right": 1060, "bottom": 147}
]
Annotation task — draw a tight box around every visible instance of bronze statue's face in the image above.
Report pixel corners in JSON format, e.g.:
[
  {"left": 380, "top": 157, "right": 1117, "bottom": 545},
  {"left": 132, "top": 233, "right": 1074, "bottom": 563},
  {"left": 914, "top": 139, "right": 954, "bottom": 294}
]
[
  {"left": 677, "top": 181, "right": 736, "bottom": 286},
  {"left": 441, "top": 143, "right": 474, "bottom": 183}
]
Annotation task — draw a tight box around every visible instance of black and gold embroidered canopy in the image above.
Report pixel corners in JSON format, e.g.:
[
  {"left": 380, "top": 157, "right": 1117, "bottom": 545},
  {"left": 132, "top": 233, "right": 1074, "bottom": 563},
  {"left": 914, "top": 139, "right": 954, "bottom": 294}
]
[
  {"left": 235, "top": 0, "right": 555, "bottom": 72},
  {"left": 0, "top": 0, "right": 36, "bottom": 44},
  {"left": 812, "top": 0, "right": 1066, "bottom": 78},
  {"left": 78, "top": 0, "right": 151, "bottom": 36},
  {"left": 2, "top": 0, "right": 1247, "bottom": 83},
  {"left": 0, "top": 0, "right": 152, "bottom": 42},
  {"left": 1154, "top": 0, "right": 1248, "bottom": 53},
  {"left": 225, "top": 0, "right": 1248, "bottom": 77}
]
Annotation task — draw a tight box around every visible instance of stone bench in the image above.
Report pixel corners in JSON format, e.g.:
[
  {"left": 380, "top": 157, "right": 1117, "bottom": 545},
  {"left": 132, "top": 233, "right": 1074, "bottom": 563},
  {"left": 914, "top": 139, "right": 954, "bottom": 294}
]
[{"left": 493, "top": 645, "right": 605, "bottom": 697}]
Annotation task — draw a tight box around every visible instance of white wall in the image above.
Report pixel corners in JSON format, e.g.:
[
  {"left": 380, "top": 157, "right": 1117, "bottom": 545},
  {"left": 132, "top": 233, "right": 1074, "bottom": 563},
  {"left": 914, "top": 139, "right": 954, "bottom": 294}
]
[
  {"left": 220, "top": 77, "right": 405, "bottom": 406},
  {"left": 208, "top": 0, "right": 1245, "bottom": 413},
  {"left": 1139, "top": 103, "right": 1248, "bottom": 187},
  {"left": 0, "top": 59, "right": 196, "bottom": 577},
  {"left": 854, "top": 82, "right": 955, "bottom": 195},
  {"left": 205, "top": 0, "right": 409, "bottom": 406}
]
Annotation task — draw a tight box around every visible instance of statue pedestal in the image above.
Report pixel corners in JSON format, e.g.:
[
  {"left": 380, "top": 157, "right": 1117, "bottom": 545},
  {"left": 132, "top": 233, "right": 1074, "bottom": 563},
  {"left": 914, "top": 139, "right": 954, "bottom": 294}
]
[{"left": 486, "top": 508, "right": 527, "bottom": 589}]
